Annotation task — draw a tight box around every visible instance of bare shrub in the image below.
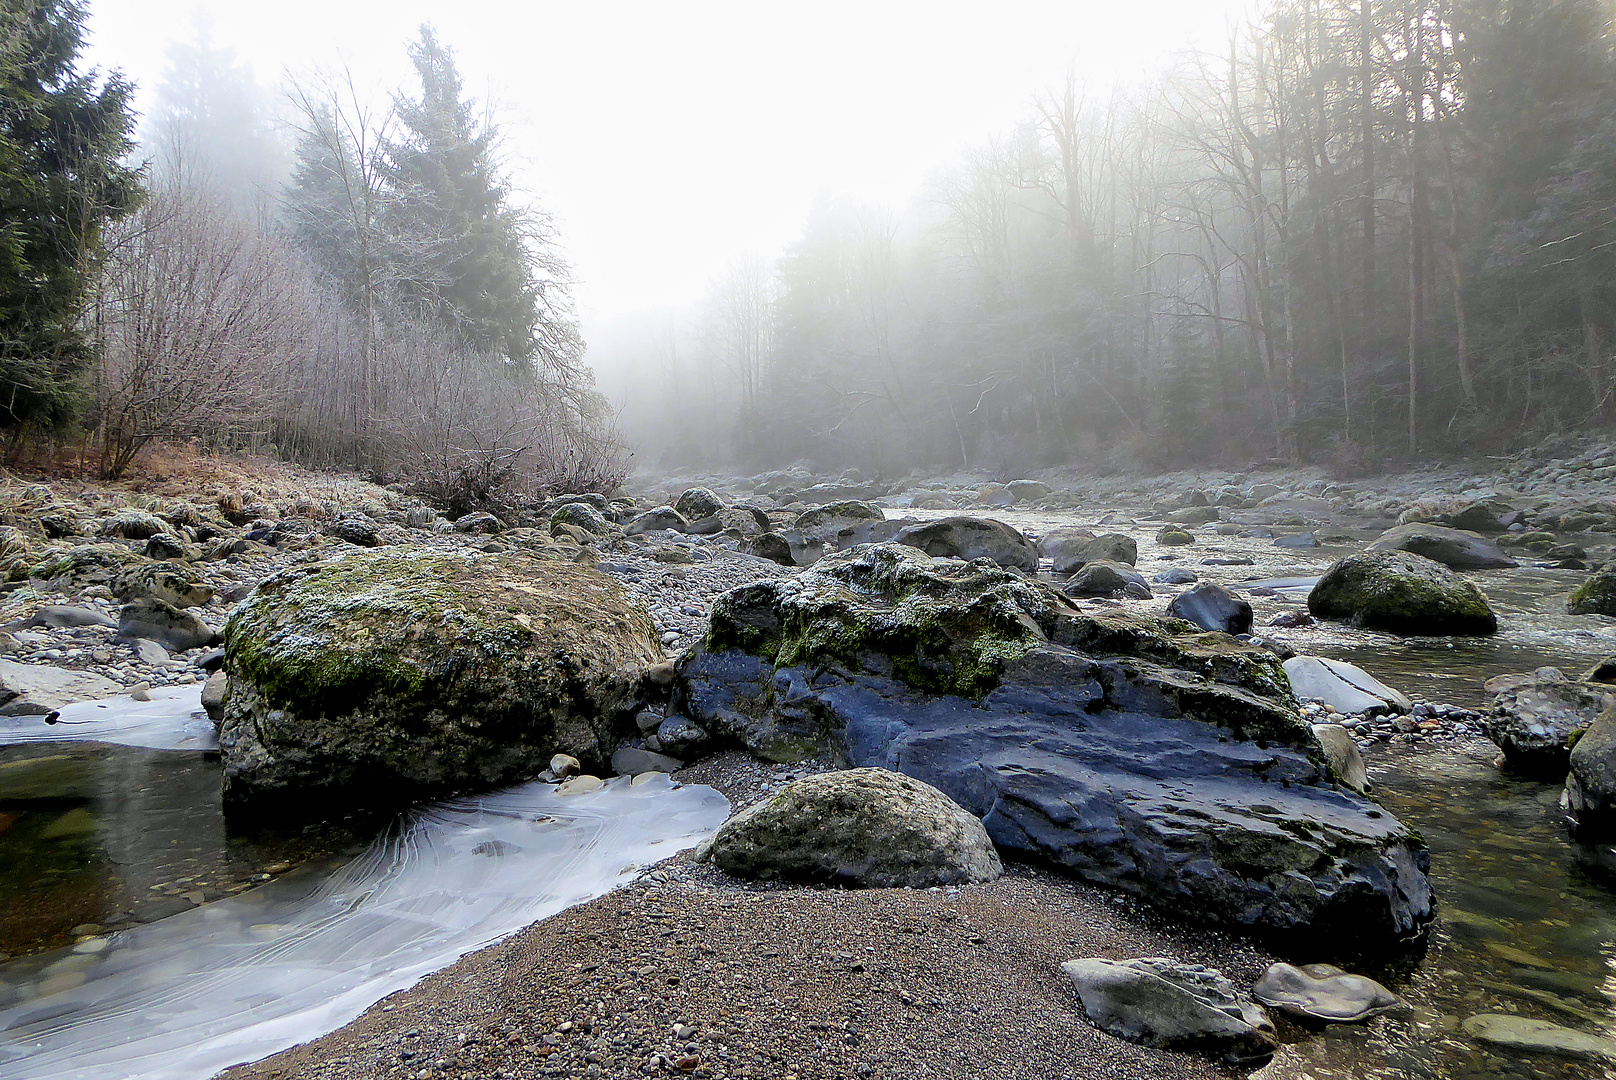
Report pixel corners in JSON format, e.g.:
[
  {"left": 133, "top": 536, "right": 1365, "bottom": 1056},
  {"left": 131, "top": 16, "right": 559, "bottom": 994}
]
[{"left": 87, "top": 179, "right": 308, "bottom": 479}]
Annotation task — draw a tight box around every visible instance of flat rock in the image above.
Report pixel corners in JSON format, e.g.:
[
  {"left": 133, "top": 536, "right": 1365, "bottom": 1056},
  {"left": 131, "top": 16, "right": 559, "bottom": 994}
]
[
  {"left": 1063, "top": 956, "right": 1276, "bottom": 1063},
  {"left": 1252, "top": 962, "right": 1405, "bottom": 1022},
  {"left": 1462, "top": 1014, "right": 1616, "bottom": 1061},
  {"left": 1285, "top": 656, "right": 1411, "bottom": 715}
]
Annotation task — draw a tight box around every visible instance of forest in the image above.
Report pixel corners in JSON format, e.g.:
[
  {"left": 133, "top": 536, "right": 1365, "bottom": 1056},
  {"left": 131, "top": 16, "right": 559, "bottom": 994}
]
[
  {"left": 651, "top": 0, "right": 1616, "bottom": 478},
  {"left": 5, "top": 0, "right": 1616, "bottom": 501},
  {"left": 0, "top": 0, "right": 620, "bottom": 510}
]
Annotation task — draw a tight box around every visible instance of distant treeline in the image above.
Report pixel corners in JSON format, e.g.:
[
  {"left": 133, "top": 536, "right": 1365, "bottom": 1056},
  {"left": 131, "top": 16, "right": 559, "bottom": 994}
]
[
  {"left": 0, "top": 1, "right": 622, "bottom": 507},
  {"left": 656, "top": 0, "right": 1616, "bottom": 476}
]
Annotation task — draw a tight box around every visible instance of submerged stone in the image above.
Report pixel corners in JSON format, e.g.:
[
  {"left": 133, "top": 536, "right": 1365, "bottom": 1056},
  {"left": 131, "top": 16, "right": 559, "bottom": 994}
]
[{"left": 1462, "top": 1014, "right": 1616, "bottom": 1062}]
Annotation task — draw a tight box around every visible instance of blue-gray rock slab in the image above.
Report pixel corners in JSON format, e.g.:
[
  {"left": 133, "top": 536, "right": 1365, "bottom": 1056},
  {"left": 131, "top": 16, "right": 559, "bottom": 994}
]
[
  {"left": 676, "top": 543, "right": 1433, "bottom": 955},
  {"left": 219, "top": 548, "right": 662, "bottom": 820}
]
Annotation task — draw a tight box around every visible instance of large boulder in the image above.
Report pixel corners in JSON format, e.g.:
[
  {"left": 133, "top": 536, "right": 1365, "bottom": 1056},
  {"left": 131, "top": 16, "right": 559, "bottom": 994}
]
[
  {"left": 892, "top": 516, "right": 1038, "bottom": 571},
  {"left": 218, "top": 548, "right": 661, "bottom": 819},
  {"left": 550, "top": 501, "right": 615, "bottom": 537},
  {"left": 1062, "top": 957, "right": 1276, "bottom": 1063},
  {"left": 1307, "top": 550, "right": 1498, "bottom": 635},
  {"left": 1487, "top": 668, "right": 1615, "bottom": 775},
  {"left": 1167, "top": 584, "right": 1252, "bottom": 634},
  {"left": 1569, "top": 567, "right": 1616, "bottom": 617},
  {"left": 1057, "top": 533, "right": 1138, "bottom": 575},
  {"left": 701, "top": 768, "right": 1002, "bottom": 887},
  {"left": 1039, "top": 527, "right": 1095, "bottom": 574},
  {"left": 676, "top": 543, "right": 1433, "bottom": 953},
  {"left": 1367, "top": 523, "right": 1517, "bottom": 570},
  {"left": 782, "top": 503, "right": 903, "bottom": 566}
]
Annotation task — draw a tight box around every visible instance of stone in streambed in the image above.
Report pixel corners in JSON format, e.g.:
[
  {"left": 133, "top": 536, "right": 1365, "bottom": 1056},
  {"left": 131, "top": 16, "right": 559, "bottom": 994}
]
[
  {"left": 892, "top": 516, "right": 1038, "bottom": 571},
  {"left": 625, "top": 506, "right": 689, "bottom": 535},
  {"left": 1367, "top": 523, "right": 1517, "bottom": 570},
  {"left": 1252, "top": 962, "right": 1405, "bottom": 1022},
  {"left": 1063, "top": 956, "right": 1276, "bottom": 1063},
  {"left": 1485, "top": 668, "right": 1611, "bottom": 775},
  {"left": 1565, "top": 700, "right": 1616, "bottom": 839},
  {"left": 1311, "top": 724, "right": 1369, "bottom": 794},
  {"left": 1156, "top": 528, "right": 1195, "bottom": 546},
  {"left": 673, "top": 488, "right": 725, "bottom": 521},
  {"left": 0, "top": 660, "right": 121, "bottom": 715},
  {"left": 218, "top": 548, "right": 661, "bottom": 819},
  {"left": 611, "top": 746, "right": 683, "bottom": 775},
  {"left": 1568, "top": 567, "right": 1616, "bottom": 617},
  {"left": 677, "top": 543, "right": 1434, "bottom": 952},
  {"left": 1462, "top": 1014, "right": 1616, "bottom": 1062},
  {"left": 117, "top": 597, "right": 219, "bottom": 653},
  {"left": 1167, "top": 583, "right": 1252, "bottom": 634},
  {"left": 701, "top": 768, "right": 1001, "bottom": 888},
  {"left": 1307, "top": 550, "right": 1497, "bottom": 635},
  {"left": 1284, "top": 656, "right": 1411, "bottom": 716},
  {"left": 1039, "top": 527, "right": 1095, "bottom": 574},
  {"left": 1062, "top": 559, "right": 1151, "bottom": 599}
]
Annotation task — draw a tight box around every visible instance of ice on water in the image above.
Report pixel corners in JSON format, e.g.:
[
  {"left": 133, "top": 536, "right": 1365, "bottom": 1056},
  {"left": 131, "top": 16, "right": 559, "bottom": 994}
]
[
  {"left": 0, "top": 697, "right": 731, "bottom": 1080},
  {"left": 0, "top": 685, "right": 216, "bottom": 751}
]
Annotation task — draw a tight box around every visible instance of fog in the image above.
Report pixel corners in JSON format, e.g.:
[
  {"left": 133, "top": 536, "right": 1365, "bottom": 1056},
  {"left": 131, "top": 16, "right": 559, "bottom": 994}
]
[{"left": 85, "top": 1, "right": 1249, "bottom": 437}]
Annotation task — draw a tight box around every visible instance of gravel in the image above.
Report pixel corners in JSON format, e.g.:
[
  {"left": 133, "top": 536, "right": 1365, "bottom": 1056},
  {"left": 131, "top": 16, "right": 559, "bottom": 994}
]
[{"left": 218, "top": 861, "right": 1274, "bottom": 1080}]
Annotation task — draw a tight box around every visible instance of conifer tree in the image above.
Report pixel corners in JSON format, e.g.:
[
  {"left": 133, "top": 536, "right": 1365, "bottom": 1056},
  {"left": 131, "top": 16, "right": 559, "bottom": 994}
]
[{"left": 0, "top": 0, "right": 141, "bottom": 432}]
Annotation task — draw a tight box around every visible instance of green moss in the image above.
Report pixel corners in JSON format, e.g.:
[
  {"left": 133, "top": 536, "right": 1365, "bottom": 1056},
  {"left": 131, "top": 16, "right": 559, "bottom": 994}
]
[
  {"left": 1156, "top": 528, "right": 1195, "bottom": 546},
  {"left": 1569, "top": 568, "right": 1616, "bottom": 616}
]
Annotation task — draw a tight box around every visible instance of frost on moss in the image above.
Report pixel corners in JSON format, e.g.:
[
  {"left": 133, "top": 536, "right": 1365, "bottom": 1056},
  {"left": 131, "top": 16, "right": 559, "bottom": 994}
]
[
  {"left": 1308, "top": 549, "right": 1497, "bottom": 635},
  {"left": 696, "top": 543, "right": 1306, "bottom": 746}
]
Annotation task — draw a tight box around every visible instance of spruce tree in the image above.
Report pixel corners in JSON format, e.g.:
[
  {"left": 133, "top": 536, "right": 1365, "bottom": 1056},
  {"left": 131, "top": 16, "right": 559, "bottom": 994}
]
[
  {"left": 383, "top": 26, "right": 548, "bottom": 367},
  {"left": 0, "top": 0, "right": 141, "bottom": 431}
]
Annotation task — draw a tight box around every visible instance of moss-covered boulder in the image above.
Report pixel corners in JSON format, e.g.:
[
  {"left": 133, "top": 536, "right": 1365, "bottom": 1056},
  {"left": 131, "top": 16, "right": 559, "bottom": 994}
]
[
  {"left": 218, "top": 547, "right": 661, "bottom": 819},
  {"left": 95, "top": 510, "right": 172, "bottom": 541},
  {"left": 112, "top": 561, "right": 213, "bottom": 607},
  {"left": 1156, "top": 527, "right": 1196, "bottom": 546},
  {"left": 1569, "top": 567, "right": 1616, "bottom": 617},
  {"left": 1308, "top": 550, "right": 1497, "bottom": 635},
  {"left": 549, "top": 501, "right": 614, "bottom": 537},
  {"left": 28, "top": 543, "right": 145, "bottom": 583},
  {"left": 677, "top": 543, "right": 1432, "bottom": 955}
]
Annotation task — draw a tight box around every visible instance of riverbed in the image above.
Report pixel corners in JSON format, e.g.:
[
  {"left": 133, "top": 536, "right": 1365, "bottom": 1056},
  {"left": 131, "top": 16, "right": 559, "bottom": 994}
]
[{"left": 1, "top": 505, "right": 1615, "bottom": 1078}]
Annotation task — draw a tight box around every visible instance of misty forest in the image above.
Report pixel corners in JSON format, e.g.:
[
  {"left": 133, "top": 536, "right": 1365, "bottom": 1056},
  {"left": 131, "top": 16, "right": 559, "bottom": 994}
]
[{"left": 4, "top": 3, "right": 1616, "bottom": 1080}]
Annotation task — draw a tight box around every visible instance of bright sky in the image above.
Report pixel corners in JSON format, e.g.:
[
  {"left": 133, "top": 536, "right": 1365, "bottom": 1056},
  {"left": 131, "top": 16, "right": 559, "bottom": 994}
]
[{"left": 84, "top": 0, "right": 1249, "bottom": 385}]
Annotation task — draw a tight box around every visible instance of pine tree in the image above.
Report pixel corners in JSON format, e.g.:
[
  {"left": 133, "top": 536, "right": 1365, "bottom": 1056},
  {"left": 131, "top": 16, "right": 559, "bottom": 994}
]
[
  {"left": 0, "top": 0, "right": 141, "bottom": 432},
  {"left": 382, "top": 26, "right": 560, "bottom": 368}
]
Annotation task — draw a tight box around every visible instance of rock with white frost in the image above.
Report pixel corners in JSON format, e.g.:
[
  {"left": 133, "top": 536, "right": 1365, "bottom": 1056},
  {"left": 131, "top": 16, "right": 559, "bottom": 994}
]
[{"left": 1284, "top": 656, "right": 1412, "bottom": 715}]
